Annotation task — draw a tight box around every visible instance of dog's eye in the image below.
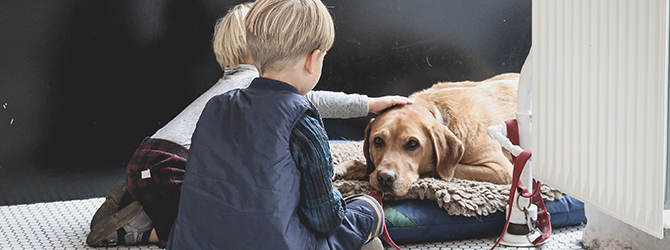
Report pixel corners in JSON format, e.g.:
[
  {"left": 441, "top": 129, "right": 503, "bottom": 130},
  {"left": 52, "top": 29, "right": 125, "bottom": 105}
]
[
  {"left": 373, "top": 137, "right": 385, "bottom": 148},
  {"left": 405, "top": 140, "right": 419, "bottom": 150}
]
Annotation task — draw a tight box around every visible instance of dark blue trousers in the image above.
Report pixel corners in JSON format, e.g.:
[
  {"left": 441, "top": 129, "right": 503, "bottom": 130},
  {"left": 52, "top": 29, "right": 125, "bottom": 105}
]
[{"left": 326, "top": 194, "right": 385, "bottom": 250}]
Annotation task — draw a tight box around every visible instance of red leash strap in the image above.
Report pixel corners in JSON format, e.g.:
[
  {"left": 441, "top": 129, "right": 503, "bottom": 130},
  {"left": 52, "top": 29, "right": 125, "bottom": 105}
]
[
  {"left": 528, "top": 180, "right": 552, "bottom": 245},
  {"left": 505, "top": 120, "right": 520, "bottom": 162},
  {"left": 505, "top": 120, "right": 551, "bottom": 245},
  {"left": 489, "top": 150, "right": 532, "bottom": 249},
  {"left": 489, "top": 120, "right": 552, "bottom": 249},
  {"left": 370, "top": 189, "right": 402, "bottom": 250}
]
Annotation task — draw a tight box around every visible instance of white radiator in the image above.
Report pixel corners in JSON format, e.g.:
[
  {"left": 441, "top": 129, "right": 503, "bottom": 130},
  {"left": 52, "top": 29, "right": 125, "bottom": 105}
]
[{"left": 531, "top": 0, "right": 669, "bottom": 238}]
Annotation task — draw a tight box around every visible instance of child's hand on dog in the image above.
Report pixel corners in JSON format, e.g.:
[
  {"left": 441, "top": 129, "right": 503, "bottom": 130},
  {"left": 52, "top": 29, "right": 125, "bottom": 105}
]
[{"left": 368, "top": 96, "right": 413, "bottom": 114}]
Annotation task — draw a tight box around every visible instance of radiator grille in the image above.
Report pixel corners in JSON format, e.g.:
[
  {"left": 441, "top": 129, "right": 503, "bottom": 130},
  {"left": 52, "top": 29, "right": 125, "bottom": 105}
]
[{"left": 531, "top": 0, "right": 668, "bottom": 238}]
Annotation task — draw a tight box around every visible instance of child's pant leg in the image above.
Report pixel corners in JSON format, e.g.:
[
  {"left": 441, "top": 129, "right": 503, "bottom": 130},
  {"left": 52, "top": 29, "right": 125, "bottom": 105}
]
[
  {"left": 327, "top": 194, "right": 385, "bottom": 250},
  {"left": 126, "top": 137, "right": 188, "bottom": 246}
]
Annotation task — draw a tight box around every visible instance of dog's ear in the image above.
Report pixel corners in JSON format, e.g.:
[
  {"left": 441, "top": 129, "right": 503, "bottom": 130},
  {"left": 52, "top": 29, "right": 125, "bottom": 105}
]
[
  {"left": 363, "top": 118, "right": 375, "bottom": 175},
  {"left": 431, "top": 124, "right": 464, "bottom": 181}
]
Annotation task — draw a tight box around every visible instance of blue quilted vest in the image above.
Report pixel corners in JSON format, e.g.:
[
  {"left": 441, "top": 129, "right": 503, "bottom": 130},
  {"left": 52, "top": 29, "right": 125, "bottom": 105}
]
[{"left": 167, "top": 78, "right": 328, "bottom": 250}]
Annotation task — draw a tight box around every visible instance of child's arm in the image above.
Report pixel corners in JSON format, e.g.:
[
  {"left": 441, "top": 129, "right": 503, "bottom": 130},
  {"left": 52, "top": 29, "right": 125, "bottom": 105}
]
[
  {"left": 305, "top": 91, "right": 413, "bottom": 119},
  {"left": 289, "top": 113, "right": 346, "bottom": 235},
  {"left": 305, "top": 90, "right": 368, "bottom": 119}
]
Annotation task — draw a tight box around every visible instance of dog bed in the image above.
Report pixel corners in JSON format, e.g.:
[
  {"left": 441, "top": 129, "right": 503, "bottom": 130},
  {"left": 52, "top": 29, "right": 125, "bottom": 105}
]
[{"left": 330, "top": 140, "right": 586, "bottom": 244}]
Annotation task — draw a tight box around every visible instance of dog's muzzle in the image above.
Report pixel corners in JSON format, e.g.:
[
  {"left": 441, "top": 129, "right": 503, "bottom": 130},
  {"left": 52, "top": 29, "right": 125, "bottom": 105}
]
[{"left": 376, "top": 169, "right": 397, "bottom": 188}]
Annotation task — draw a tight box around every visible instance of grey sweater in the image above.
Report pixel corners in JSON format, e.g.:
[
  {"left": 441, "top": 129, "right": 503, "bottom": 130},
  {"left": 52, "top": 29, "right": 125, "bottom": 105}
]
[{"left": 151, "top": 64, "right": 368, "bottom": 148}]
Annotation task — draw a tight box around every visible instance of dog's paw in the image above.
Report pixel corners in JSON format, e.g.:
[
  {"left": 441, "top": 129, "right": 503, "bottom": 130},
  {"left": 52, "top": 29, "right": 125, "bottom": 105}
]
[{"left": 333, "top": 160, "right": 368, "bottom": 180}]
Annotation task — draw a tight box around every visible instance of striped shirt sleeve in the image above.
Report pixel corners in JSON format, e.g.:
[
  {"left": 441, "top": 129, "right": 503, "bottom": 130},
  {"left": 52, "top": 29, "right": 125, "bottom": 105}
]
[{"left": 289, "top": 112, "right": 346, "bottom": 235}]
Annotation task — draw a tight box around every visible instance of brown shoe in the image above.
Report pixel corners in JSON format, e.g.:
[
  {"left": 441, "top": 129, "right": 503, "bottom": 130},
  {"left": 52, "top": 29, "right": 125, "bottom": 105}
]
[
  {"left": 87, "top": 200, "right": 145, "bottom": 246},
  {"left": 90, "top": 180, "right": 129, "bottom": 230}
]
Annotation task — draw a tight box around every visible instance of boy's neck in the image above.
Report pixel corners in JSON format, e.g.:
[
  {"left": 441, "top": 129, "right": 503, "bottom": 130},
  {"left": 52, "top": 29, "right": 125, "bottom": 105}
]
[{"left": 261, "top": 66, "right": 311, "bottom": 96}]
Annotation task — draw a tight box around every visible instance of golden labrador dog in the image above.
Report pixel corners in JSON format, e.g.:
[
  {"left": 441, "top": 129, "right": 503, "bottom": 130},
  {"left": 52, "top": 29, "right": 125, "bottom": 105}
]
[{"left": 334, "top": 73, "right": 518, "bottom": 197}]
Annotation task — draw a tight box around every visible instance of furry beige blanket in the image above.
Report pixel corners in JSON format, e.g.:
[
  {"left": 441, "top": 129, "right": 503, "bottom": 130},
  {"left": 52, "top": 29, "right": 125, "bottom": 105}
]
[{"left": 330, "top": 141, "right": 563, "bottom": 217}]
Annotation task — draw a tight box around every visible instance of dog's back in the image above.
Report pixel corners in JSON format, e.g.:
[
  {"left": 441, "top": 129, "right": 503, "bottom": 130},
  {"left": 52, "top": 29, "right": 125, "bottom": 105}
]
[{"left": 410, "top": 73, "right": 518, "bottom": 135}]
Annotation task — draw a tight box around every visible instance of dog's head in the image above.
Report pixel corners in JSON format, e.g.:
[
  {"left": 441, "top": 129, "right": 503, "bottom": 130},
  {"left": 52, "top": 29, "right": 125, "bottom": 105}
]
[{"left": 364, "top": 104, "right": 464, "bottom": 197}]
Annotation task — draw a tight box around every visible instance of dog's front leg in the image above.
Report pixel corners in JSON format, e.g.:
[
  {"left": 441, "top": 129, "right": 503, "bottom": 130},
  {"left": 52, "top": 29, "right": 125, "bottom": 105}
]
[{"left": 332, "top": 160, "right": 368, "bottom": 180}]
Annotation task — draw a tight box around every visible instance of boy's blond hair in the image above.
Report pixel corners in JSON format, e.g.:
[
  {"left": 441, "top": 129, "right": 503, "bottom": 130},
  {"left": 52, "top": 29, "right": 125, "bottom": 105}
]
[
  {"left": 245, "top": 0, "right": 334, "bottom": 75},
  {"left": 212, "top": 2, "right": 254, "bottom": 70}
]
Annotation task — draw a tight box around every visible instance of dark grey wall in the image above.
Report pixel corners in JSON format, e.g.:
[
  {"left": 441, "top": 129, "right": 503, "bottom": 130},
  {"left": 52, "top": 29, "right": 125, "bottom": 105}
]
[
  {"left": 319, "top": 0, "right": 531, "bottom": 140},
  {"left": 0, "top": 0, "right": 531, "bottom": 205}
]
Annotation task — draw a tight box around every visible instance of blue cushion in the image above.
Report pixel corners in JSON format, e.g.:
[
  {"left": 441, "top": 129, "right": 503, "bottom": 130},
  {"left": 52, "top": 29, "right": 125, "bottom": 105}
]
[{"left": 382, "top": 195, "right": 586, "bottom": 244}]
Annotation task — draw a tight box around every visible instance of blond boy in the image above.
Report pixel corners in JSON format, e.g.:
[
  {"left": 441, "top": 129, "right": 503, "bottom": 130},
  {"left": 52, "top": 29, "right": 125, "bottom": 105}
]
[{"left": 166, "top": 0, "right": 385, "bottom": 249}]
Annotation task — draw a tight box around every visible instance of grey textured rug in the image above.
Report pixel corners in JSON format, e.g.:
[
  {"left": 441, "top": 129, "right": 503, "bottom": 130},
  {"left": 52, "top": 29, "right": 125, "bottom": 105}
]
[{"left": 330, "top": 141, "right": 563, "bottom": 217}]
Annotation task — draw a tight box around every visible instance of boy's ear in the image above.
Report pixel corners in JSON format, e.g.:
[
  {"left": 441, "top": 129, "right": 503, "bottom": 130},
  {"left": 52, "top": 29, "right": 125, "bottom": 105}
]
[{"left": 304, "top": 49, "right": 321, "bottom": 74}]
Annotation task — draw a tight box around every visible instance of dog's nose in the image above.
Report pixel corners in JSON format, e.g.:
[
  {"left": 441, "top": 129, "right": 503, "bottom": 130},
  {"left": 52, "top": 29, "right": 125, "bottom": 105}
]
[{"left": 377, "top": 170, "right": 396, "bottom": 187}]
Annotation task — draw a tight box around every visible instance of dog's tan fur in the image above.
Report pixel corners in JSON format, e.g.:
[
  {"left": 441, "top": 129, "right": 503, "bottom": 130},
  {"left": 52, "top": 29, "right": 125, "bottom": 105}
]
[{"left": 334, "top": 73, "right": 518, "bottom": 196}]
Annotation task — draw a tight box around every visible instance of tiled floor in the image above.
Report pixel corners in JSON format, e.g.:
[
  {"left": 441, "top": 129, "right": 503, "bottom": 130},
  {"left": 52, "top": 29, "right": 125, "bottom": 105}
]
[{"left": 0, "top": 198, "right": 585, "bottom": 249}]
